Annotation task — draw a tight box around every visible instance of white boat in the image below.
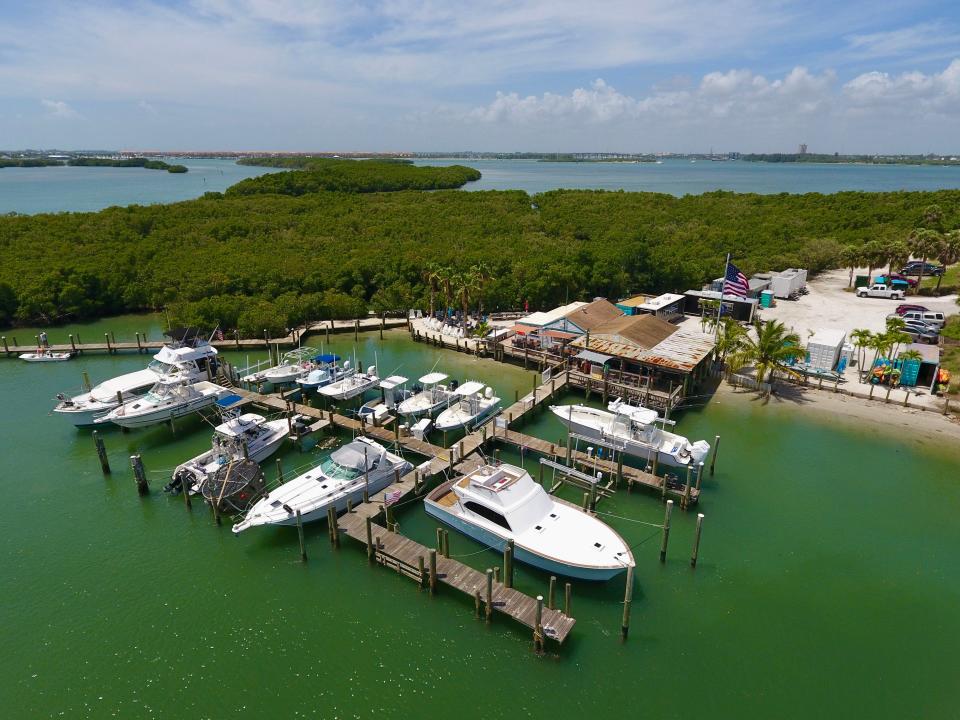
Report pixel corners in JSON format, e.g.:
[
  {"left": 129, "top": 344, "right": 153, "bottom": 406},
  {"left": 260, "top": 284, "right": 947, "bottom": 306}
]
[
  {"left": 549, "top": 398, "right": 710, "bottom": 469},
  {"left": 95, "top": 379, "right": 233, "bottom": 429},
  {"left": 20, "top": 348, "right": 72, "bottom": 362},
  {"left": 296, "top": 354, "right": 352, "bottom": 390},
  {"left": 52, "top": 332, "right": 219, "bottom": 427},
  {"left": 358, "top": 375, "right": 409, "bottom": 423},
  {"left": 244, "top": 347, "right": 319, "bottom": 385},
  {"left": 318, "top": 364, "right": 380, "bottom": 401},
  {"left": 169, "top": 408, "right": 290, "bottom": 494},
  {"left": 425, "top": 462, "right": 634, "bottom": 581},
  {"left": 232, "top": 437, "right": 412, "bottom": 534},
  {"left": 434, "top": 381, "right": 500, "bottom": 431},
  {"left": 397, "top": 372, "right": 455, "bottom": 418}
]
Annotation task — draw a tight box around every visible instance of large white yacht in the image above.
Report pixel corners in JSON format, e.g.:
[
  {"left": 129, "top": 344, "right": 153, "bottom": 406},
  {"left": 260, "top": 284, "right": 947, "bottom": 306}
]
[
  {"left": 94, "top": 379, "right": 232, "bottom": 429},
  {"left": 232, "top": 437, "right": 411, "bottom": 534},
  {"left": 549, "top": 399, "right": 710, "bottom": 469},
  {"left": 52, "top": 329, "right": 219, "bottom": 427},
  {"left": 425, "top": 462, "right": 634, "bottom": 581}
]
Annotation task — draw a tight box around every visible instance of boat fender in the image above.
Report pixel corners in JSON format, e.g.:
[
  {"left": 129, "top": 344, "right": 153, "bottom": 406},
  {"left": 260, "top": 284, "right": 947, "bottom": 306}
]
[{"left": 282, "top": 503, "right": 294, "bottom": 514}]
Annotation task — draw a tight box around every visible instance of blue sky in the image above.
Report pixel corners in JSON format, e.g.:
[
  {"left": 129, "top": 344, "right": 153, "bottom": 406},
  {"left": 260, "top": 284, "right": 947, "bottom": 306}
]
[{"left": 0, "top": 0, "right": 958, "bottom": 152}]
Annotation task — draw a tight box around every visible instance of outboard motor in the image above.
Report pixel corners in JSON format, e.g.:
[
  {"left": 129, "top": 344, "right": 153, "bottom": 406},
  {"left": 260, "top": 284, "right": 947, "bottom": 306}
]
[{"left": 450, "top": 379, "right": 459, "bottom": 391}]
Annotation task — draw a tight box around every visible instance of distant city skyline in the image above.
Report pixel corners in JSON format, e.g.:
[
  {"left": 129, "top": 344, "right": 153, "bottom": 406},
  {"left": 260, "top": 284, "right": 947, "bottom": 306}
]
[{"left": 1, "top": 1, "right": 958, "bottom": 153}]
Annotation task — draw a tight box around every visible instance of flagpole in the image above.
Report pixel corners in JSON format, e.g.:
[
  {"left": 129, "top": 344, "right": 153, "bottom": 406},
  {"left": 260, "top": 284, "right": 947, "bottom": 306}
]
[{"left": 715, "top": 253, "right": 730, "bottom": 339}]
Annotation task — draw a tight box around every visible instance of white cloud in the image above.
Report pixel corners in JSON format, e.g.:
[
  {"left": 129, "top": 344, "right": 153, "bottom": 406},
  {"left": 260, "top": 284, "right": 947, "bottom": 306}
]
[
  {"left": 137, "top": 100, "right": 158, "bottom": 114},
  {"left": 40, "top": 99, "right": 78, "bottom": 118},
  {"left": 842, "top": 59, "right": 960, "bottom": 113}
]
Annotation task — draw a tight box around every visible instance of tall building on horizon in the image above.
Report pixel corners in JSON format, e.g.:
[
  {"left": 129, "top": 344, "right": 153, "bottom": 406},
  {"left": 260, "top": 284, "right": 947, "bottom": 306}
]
[{"left": 799, "top": 143, "right": 808, "bottom": 155}]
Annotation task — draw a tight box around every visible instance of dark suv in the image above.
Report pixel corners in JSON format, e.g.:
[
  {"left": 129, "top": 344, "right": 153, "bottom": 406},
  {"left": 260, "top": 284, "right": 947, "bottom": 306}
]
[{"left": 900, "top": 261, "right": 944, "bottom": 276}]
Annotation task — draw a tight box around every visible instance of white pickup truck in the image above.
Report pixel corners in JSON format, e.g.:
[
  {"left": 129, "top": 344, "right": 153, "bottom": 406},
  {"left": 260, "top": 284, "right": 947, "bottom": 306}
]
[{"left": 856, "top": 283, "right": 904, "bottom": 300}]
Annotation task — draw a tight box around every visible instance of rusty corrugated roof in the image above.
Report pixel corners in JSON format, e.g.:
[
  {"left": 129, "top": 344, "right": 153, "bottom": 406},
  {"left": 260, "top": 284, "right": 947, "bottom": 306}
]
[{"left": 570, "top": 324, "right": 715, "bottom": 372}]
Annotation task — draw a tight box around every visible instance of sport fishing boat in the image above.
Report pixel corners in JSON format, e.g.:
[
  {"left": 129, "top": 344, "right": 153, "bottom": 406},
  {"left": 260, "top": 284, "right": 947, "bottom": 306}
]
[
  {"left": 167, "top": 403, "right": 291, "bottom": 495},
  {"left": 246, "top": 347, "right": 319, "bottom": 386},
  {"left": 20, "top": 348, "right": 72, "bottom": 362},
  {"left": 95, "top": 379, "right": 232, "bottom": 429},
  {"left": 232, "top": 437, "right": 412, "bottom": 534},
  {"left": 434, "top": 381, "right": 500, "bottom": 431},
  {"left": 296, "top": 354, "right": 352, "bottom": 391},
  {"left": 52, "top": 328, "right": 219, "bottom": 427},
  {"left": 358, "top": 375, "right": 409, "bottom": 424},
  {"left": 549, "top": 398, "right": 710, "bottom": 469},
  {"left": 396, "top": 372, "right": 456, "bottom": 418},
  {"left": 425, "top": 462, "right": 634, "bottom": 581},
  {"left": 319, "top": 364, "right": 380, "bottom": 401}
]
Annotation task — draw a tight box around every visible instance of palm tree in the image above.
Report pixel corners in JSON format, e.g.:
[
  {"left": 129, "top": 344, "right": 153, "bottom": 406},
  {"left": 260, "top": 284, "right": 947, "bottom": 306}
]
[
  {"left": 887, "top": 239, "right": 911, "bottom": 276},
  {"left": 470, "top": 261, "right": 491, "bottom": 316},
  {"left": 850, "top": 328, "right": 872, "bottom": 381},
  {"left": 453, "top": 270, "right": 479, "bottom": 329},
  {"left": 862, "top": 239, "right": 886, "bottom": 284},
  {"left": 423, "top": 263, "right": 443, "bottom": 318},
  {"left": 867, "top": 332, "right": 890, "bottom": 376},
  {"left": 730, "top": 320, "right": 805, "bottom": 388},
  {"left": 439, "top": 266, "right": 454, "bottom": 320},
  {"left": 909, "top": 228, "right": 942, "bottom": 294},
  {"left": 715, "top": 318, "right": 747, "bottom": 367},
  {"left": 933, "top": 229, "right": 960, "bottom": 295},
  {"left": 839, "top": 245, "right": 862, "bottom": 288},
  {"left": 899, "top": 348, "right": 923, "bottom": 363}
]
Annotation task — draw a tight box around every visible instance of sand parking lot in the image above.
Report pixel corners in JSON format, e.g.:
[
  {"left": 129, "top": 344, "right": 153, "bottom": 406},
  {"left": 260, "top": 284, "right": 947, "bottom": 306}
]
[{"left": 759, "top": 268, "right": 958, "bottom": 340}]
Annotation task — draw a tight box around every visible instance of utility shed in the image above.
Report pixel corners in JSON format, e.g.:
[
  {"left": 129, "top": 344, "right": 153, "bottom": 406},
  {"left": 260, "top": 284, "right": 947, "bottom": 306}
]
[
  {"left": 683, "top": 290, "right": 758, "bottom": 323},
  {"left": 806, "top": 329, "right": 846, "bottom": 371},
  {"left": 634, "top": 293, "right": 685, "bottom": 322}
]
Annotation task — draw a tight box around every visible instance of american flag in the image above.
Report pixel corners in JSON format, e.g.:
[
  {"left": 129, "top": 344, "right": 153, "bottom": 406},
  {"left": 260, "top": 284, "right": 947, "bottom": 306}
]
[
  {"left": 723, "top": 262, "right": 749, "bottom": 298},
  {"left": 384, "top": 489, "right": 403, "bottom": 506}
]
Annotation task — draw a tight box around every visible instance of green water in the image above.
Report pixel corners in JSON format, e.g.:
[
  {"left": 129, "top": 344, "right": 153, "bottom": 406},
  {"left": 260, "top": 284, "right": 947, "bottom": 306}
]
[{"left": 2, "top": 315, "right": 959, "bottom": 718}]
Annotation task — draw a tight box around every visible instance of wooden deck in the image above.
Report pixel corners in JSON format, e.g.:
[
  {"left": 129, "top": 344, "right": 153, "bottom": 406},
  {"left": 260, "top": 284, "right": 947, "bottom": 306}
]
[{"left": 0, "top": 317, "right": 407, "bottom": 358}]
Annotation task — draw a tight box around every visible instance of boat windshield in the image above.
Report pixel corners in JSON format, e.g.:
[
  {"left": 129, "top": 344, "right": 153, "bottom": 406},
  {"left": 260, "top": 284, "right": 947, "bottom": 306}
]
[
  {"left": 148, "top": 359, "right": 176, "bottom": 375},
  {"left": 319, "top": 456, "right": 363, "bottom": 481}
]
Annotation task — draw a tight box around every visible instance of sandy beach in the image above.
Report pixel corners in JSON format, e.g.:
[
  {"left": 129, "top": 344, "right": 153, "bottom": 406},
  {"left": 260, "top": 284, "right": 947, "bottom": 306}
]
[{"left": 713, "top": 379, "right": 960, "bottom": 445}]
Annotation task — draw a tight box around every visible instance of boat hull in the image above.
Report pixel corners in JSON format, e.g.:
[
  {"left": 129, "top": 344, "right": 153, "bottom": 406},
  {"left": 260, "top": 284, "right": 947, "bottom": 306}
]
[
  {"left": 53, "top": 403, "right": 117, "bottom": 428},
  {"left": 105, "top": 395, "right": 221, "bottom": 429},
  {"left": 424, "top": 501, "right": 627, "bottom": 581},
  {"left": 434, "top": 404, "right": 499, "bottom": 432},
  {"left": 553, "top": 410, "right": 703, "bottom": 469}
]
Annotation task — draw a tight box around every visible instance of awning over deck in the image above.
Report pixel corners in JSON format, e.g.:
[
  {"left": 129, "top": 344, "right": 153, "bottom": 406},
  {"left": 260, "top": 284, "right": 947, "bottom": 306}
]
[{"left": 574, "top": 349, "right": 614, "bottom": 365}]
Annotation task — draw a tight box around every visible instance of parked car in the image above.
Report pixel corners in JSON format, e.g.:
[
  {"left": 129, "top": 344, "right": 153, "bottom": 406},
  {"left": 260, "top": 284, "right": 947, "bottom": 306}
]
[
  {"left": 900, "top": 261, "right": 944, "bottom": 276},
  {"left": 885, "top": 273, "right": 919, "bottom": 287},
  {"left": 857, "top": 283, "right": 904, "bottom": 299},
  {"left": 895, "top": 303, "right": 929, "bottom": 315},
  {"left": 891, "top": 310, "right": 947, "bottom": 328},
  {"left": 874, "top": 275, "right": 912, "bottom": 290},
  {"left": 903, "top": 325, "right": 940, "bottom": 344}
]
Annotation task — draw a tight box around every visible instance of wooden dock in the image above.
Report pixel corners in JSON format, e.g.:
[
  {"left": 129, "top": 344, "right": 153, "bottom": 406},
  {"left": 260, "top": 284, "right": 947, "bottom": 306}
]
[{"left": 0, "top": 316, "right": 408, "bottom": 358}]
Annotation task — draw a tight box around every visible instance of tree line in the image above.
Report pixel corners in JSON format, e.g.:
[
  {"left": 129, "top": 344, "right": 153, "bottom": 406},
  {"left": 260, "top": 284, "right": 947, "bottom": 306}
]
[
  {"left": 68, "top": 157, "right": 188, "bottom": 173},
  {"left": 0, "top": 165, "right": 957, "bottom": 333}
]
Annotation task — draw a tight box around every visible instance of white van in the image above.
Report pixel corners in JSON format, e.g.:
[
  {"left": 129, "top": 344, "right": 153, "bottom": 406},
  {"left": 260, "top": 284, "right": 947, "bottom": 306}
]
[{"left": 894, "top": 310, "right": 947, "bottom": 328}]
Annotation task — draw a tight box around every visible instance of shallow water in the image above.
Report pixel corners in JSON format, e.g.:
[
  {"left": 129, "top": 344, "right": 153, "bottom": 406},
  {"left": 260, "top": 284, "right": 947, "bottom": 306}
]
[{"left": 2, "top": 315, "right": 958, "bottom": 718}]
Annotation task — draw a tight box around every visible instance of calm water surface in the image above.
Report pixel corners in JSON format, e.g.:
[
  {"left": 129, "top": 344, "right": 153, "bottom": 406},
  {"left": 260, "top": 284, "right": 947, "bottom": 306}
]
[
  {"left": 3, "top": 158, "right": 960, "bottom": 215},
  {"left": 0, "top": 159, "right": 281, "bottom": 215},
  {"left": 1, "top": 315, "right": 958, "bottom": 718}
]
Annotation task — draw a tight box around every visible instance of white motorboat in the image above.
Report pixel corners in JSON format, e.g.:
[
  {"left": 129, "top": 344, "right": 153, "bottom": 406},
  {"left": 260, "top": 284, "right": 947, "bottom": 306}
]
[
  {"left": 358, "top": 375, "right": 409, "bottom": 424},
  {"left": 232, "top": 437, "right": 412, "bottom": 534},
  {"left": 434, "top": 381, "right": 500, "bottom": 431},
  {"left": 52, "top": 330, "right": 219, "bottom": 427},
  {"left": 425, "top": 462, "right": 634, "bottom": 581},
  {"left": 95, "top": 380, "right": 233, "bottom": 429},
  {"left": 20, "top": 348, "right": 72, "bottom": 362},
  {"left": 296, "top": 354, "right": 352, "bottom": 390},
  {"left": 318, "top": 364, "right": 380, "bottom": 401},
  {"left": 169, "top": 407, "right": 290, "bottom": 494},
  {"left": 397, "top": 372, "right": 455, "bottom": 418},
  {"left": 549, "top": 398, "right": 710, "bottom": 469},
  {"left": 245, "top": 347, "right": 319, "bottom": 385}
]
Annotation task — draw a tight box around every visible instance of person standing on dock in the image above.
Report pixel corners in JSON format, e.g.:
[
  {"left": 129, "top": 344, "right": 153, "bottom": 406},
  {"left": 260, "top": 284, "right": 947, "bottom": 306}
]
[{"left": 39, "top": 331, "right": 48, "bottom": 348}]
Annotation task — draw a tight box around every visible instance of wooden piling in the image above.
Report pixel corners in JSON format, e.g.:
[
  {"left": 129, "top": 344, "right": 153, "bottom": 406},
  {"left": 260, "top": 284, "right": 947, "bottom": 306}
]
[
  {"left": 696, "top": 461, "right": 705, "bottom": 491},
  {"left": 130, "top": 454, "right": 148, "bottom": 496},
  {"left": 92, "top": 431, "right": 110, "bottom": 474},
  {"left": 534, "top": 595, "right": 545, "bottom": 651},
  {"left": 659, "top": 500, "right": 673, "bottom": 562},
  {"left": 620, "top": 566, "right": 634, "bottom": 640},
  {"left": 710, "top": 435, "right": 720, "bottom": 476},
  {"left": 296, "top": 510, "right": 307, "bottom": 560},
  {"left": 276, "top": 457, "right": 284, "bottom": 484},
  {"left": 331, "top": 507, "right": 340, "bottom": 548},
  {"left": 135, "top": 332, "right": 142, "bottom": 353},
  {"left": 418, "top": 556, "right": 426, "bottom": 588},
  {"left": 366, "top": 516, "right": 374, "bottom": 560},
  {"left": 581, "top": 492, "right": 589, "bottom": 510},
  {"left": 475, "top": 590, "right": 482, "bottom": 617},
  {"left": 691, "top": 513, "right": 705, "bottom": 568},
  {"left": 104, "top": 333, "right": 112, "bottom": 353},
  {"left": 429, "top": 549, "right": 437, "bottom": 593},
  {"left": 494, "top": 566, "right": 500, "bottom": 583},
  {"left": 682, "top": 466, "right": 692, "bottom": 510},
  {"left": 504, "top": 539, "right": 514, "bottom": 589},
  {"left": 485, "top": 568, "right": 494, "bottom": 620},
  {"left": 564, "top": 582, "right": 571, "bottom": 616},
  {"left": 1, "top": 336, "right": 7, "bottom": 356},
  {"left": 69, "top": 334, "right": 76, "bottom": 353},
  {"left": 548, "top": 576, "right": 556, "bottom": 610}
]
